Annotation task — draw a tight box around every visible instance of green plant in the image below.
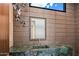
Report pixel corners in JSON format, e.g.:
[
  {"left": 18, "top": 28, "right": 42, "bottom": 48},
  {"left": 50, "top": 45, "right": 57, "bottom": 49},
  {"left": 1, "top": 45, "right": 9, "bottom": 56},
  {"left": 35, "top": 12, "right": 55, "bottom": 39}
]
[
  {"left": 32, "top": 45, "right": 49, "bottom": 49},
  {"left": 55, "top": 46, "right": 72, "bottom": 56}
]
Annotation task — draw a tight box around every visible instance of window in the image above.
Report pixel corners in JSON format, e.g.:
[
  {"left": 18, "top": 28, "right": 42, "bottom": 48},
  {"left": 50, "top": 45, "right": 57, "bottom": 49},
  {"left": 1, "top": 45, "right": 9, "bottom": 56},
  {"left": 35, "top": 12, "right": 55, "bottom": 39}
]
[
  {"left": 30, "top": 17, "right": 46, "bottom": 40},
  {"left": 30, "top": 3, "right": 66, "bottom": 12}
]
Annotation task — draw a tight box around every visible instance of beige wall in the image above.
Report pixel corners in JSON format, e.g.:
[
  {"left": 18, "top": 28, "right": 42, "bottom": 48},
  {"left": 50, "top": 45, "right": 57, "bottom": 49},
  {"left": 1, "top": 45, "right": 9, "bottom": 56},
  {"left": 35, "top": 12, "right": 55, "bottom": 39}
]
[
  {"left": 13, "top": 3, "right": 76, "bottom": 54},
  {"left": 9, "top": 4, "right": 13, "bottom": 50}
]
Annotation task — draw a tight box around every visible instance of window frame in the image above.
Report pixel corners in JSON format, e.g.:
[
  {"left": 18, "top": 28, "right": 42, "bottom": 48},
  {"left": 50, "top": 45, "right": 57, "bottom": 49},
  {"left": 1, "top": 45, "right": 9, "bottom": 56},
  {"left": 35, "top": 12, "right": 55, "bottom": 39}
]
[
  {"left": 29, "top": 17, "right": 46, "bottom": 41},
  {"left": 29, "top": 3, "right": 66, "bottom": 12}
]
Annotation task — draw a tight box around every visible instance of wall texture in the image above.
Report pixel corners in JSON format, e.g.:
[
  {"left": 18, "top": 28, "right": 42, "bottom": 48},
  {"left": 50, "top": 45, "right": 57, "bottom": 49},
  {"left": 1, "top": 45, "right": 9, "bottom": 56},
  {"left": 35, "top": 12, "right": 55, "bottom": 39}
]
[
  {"left": 75, "top": 4, "right": 79, "bottom": 55},
  {"left": 0, "top": 4, "right": 9, "bottom": 54},
  {"left": 13, "top": 3, "right": 76, "bottom": 55}
]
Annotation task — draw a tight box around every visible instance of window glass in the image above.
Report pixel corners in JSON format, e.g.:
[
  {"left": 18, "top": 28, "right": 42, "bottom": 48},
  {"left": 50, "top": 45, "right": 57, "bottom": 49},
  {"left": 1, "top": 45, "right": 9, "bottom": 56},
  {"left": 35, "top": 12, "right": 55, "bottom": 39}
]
[
  {"left": 31, "top": 17, "right": 46, "bottom": 40},
  {"left": 30, "top": 3, "right": 65, "bottom": 11}
]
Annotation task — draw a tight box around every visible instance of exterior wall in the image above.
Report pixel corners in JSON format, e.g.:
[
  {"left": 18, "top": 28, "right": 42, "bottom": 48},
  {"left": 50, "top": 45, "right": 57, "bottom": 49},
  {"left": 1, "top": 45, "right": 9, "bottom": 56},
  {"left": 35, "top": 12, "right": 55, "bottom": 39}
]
[
  {"left": 0, "top": 4, "right": 9, "bottom": 54},
  {"left": 75, "top": 4, "right": 79, "bottom": 55},
  {"left": 9, "top": 4, "right": 13, "bottom": 51},
  {"left": 13, "top": 3, "right": 76, "bottom": 54}
]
